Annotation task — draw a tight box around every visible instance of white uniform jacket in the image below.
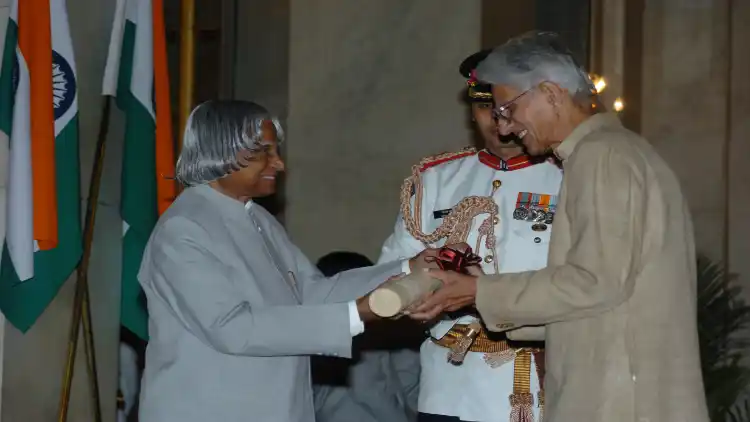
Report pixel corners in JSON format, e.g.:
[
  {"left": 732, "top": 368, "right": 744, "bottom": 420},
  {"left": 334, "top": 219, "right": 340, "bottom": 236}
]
[{"left": 378, "top": 149, "right": 562, "bottom": 421}]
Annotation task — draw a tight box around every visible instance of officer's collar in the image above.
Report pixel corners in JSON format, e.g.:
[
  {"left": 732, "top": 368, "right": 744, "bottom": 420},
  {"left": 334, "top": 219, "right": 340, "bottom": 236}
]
[{"left": 478, "top": 150, "right": 537, "bottom": 171}]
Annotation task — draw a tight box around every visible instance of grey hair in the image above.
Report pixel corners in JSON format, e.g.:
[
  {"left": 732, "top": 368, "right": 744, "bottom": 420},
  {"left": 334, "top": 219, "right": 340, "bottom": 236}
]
[
  {"left": 175, "top": 100, "right": 285, "bottom": 186},
  {"left": 475, "top": 31, "right": 595, "bottom": 102}
]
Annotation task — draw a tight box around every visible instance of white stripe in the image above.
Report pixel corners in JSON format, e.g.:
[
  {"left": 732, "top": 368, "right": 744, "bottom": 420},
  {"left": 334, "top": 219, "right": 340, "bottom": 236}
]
[
  {"left": 131, "top": 0, "right": 154, "bottom": 118},
  {"left": 9, "top": 0, "right": 17, "bottom": 21},
  {"left": 0, "top": 4, "right": 12, "bottom": 412},
  {"left": 0, "top": 4, "right": 12, "bottom": 271},
  {"left": 6, "top": 50, "right": 34, "bottom": 281},
  {"left": 101, "top": 0, "right": 126, "bottom": 96},
  {"left": 50, "top": 0, "right": 77, "bottom": 134}
]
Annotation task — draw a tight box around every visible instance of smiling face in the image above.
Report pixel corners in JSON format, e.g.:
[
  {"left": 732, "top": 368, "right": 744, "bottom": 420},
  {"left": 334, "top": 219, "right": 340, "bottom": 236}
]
[
  {"left": 492, "top": 82, "right": 573, "bottom": 156},
  {"left": 472, "top": 101, "right": 523, "bottom": 158},
  {"left": 215, "top": 120, "right": 285, "bottom": 199},
  {"left": 471, "top": 102, "right": 497, "bottom": 145}
]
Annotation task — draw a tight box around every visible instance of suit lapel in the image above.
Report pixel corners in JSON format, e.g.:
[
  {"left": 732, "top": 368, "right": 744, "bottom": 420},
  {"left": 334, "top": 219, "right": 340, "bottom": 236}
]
[{"left": 248, "top": 211, "right": 302, "bottom": 303}]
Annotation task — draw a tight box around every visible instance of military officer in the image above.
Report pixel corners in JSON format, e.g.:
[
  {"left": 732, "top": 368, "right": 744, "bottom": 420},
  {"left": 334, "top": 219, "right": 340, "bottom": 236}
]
[{"left": 377, "top": 50, "right": 563, "bottom": 422}]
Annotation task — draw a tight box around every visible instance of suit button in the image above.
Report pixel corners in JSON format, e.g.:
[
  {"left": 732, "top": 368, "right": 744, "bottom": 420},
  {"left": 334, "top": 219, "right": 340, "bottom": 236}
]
[
  {"left": 534, "top": 237, "right": 541, "bottom": 243},
  {"left": 484, "top": 255, "right": 494, "bottom": 263},
  {"left": 493, "top": 216, "right": 500, "bottom": 225}
]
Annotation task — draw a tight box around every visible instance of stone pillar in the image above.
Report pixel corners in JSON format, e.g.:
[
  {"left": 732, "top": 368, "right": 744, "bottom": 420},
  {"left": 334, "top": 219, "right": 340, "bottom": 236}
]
[
  {"left": 728, "top": 0, "right": 750, "bottom": 303},
  {"left": 641, "top": 0, "right": 731, "bottom": 261},
  {"left": 594, "top": 0, "right": 750, "bottom": 307}
]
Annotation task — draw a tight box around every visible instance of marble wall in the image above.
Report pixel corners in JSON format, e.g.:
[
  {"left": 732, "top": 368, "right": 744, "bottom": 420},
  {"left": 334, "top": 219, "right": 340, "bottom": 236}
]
[{"left": 284, "top": 0, "right": 481, "bottom": 261}]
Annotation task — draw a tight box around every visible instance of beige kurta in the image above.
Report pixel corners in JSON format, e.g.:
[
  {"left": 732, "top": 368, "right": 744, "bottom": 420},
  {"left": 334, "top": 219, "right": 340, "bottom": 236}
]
[{"left": 475, "top": 113, "right": 708, "bottom": 422}]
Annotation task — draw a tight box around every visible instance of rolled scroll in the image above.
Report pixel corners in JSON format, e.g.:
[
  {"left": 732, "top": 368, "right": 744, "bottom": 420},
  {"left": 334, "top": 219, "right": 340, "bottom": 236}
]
[{"left": 369, "top": 247, "right": 481, "bottom": 318}]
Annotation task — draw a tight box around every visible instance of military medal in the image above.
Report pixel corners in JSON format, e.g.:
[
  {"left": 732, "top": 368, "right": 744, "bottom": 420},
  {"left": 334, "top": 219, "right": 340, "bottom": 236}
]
[
  {"left": 513, "top": 207, "right": 530, "bottom": 220},
  {"left": 515, "top": 192, "right": 558, "bottom": 227}
]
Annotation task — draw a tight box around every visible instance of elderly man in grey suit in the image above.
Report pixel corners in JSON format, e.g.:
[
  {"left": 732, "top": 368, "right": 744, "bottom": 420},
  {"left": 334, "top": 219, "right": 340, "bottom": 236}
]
[
  {"left": 408, "top": 32, "right": 709, "bottom": 422},
  {"left": 137, "top": 100, "right": 438, "bottom": 422}
]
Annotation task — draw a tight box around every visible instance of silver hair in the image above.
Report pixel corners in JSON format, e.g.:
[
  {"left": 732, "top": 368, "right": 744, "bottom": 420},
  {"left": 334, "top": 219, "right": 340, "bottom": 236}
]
[
  {"left": 475, "top": 31, "right": 595, "bottom": 102},
  {"left": 175, "top": 100, "right": 285, "bottom": 186}
]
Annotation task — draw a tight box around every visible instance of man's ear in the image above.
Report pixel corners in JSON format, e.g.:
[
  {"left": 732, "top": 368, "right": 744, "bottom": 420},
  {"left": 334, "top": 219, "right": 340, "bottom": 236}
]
[{"left": 538, "top": 81, "right": 566, "bottom": 106}]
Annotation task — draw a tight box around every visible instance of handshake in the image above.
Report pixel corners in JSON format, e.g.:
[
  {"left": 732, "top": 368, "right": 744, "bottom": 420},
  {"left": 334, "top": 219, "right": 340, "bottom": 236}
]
[{"left": 356, "top": 244, "right": 484, "bottom": 322}]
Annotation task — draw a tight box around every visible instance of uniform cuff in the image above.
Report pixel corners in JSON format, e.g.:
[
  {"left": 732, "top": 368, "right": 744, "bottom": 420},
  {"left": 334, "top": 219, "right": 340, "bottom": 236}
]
[{"left": 348, "top": 301, "right": 365, "bottom": 336}]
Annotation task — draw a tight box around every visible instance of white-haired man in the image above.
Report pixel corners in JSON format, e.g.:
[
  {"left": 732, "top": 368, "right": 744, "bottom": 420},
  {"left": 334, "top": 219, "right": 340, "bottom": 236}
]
[
  {"left": 136, "top": 100, "right": 442, "bottom": 422},
  {"left": 408, "top": 32, "right": 709, "bottom": 422}
]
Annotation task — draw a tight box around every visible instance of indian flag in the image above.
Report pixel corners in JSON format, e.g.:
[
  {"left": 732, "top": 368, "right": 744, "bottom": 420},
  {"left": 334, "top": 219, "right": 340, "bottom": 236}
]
[
  {"left": 0, "top": 0, "right": 82, "bottom": 331},
  {"left": 103, "top": 0, "right": 175, "bottom": 339}
]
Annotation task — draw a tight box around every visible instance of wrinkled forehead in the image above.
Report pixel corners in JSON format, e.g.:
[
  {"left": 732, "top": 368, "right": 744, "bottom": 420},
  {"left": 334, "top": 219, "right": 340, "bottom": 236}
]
[{"left": 491, "top": 85, "right": 525, "bottom": 105}]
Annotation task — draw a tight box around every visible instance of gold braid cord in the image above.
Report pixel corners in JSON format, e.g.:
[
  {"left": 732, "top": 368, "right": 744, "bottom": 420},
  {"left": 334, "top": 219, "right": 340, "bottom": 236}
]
[
  {"left": 534, "top": 350, "right": 546, "bottom": 422},
  {"left": 400, "top": 149, "right": 544, "bottom": 421},
  {"left": 399, "top": 148, "right": 499, "bottom": 270},
  {"left": 510, "top": 349, "right": 535, "bottom": 422}
]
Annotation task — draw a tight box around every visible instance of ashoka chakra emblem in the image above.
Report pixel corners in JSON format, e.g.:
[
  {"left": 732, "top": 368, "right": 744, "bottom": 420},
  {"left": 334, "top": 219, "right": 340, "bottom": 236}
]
[{"left": 52, "top": 50, "right": 76, "bottom": 120}]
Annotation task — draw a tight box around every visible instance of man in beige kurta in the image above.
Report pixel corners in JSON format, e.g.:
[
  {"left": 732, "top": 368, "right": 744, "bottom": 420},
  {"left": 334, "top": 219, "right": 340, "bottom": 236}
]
[{"left": 407, "top": 32, "right": 709, "bottom": 422}]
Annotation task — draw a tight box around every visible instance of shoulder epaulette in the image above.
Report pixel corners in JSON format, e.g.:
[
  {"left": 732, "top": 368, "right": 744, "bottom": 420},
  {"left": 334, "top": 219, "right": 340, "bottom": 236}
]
[{"left": 418, "top": 147, "right": 477, "bottom": 172}]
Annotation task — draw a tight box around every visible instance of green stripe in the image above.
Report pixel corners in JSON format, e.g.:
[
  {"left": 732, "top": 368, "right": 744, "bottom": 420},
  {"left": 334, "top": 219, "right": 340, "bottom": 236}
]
[
  {"left": 118, "top": 20, "right": 158, "bottom": 340},
  {"left": 0, "top": 19, "right": 18, "bottom": 136},
  {"left": 0, "top": 118, "right": 82, "bottom": 332}
]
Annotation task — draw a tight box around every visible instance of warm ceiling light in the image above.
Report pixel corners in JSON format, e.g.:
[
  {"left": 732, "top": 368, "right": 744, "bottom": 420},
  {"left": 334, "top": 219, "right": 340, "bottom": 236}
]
[
  {"left": 613, "top": 97, "right": 624, "bottom": 112},
  {"left": 594, "top": 78, "right": 607, "bottom": 93},
  {"left": 589, "top": 73, "right": 607, "bottom": 93}
]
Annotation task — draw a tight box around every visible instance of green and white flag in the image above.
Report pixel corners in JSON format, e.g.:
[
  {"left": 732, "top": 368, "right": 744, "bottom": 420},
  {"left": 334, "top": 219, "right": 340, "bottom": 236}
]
[
  {"left": 0, "top": 0, "right": 82, "bottom": 331},
  {"left": 103, "top": 0, "right": 175, "bottom": 339}
]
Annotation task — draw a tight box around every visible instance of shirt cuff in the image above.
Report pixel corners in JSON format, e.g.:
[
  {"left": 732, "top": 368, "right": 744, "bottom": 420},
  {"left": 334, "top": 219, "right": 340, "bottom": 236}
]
[
  {"left": 348, "top": 301, "right": 365, "bottom": 336},
  {"left": 401, "top": 259, "right": 412, "bottom": 275}
]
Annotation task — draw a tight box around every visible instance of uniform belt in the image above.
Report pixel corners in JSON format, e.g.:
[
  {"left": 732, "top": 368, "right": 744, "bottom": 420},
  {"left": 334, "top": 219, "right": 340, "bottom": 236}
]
[
  {"left": 431, "top": 323, "right": 546, "bottom": 422},
  {"left": 431, "top": 323, "right": 531, "bottom": 354}
]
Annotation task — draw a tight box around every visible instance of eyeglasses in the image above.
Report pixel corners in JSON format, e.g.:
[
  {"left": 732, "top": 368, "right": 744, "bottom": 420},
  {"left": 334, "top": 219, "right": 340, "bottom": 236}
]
[{"left": 491, "top": 89, "right": 533, "bottom": 123}]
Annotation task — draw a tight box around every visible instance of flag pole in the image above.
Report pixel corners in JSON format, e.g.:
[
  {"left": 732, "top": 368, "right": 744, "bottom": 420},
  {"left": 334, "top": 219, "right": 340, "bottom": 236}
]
[
  {"left": 178, "top": 0, "right": 195, "bottom": 156},
  {"left": 57, "top": 96, "right": 110, "bottom": 422}
]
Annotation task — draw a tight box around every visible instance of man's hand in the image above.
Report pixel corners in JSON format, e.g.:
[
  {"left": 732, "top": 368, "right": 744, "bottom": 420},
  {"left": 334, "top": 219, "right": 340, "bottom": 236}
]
[
  {"left": 408, "top": 248, "right": 441, "bottom": 272},
  {"left": 406, "top": 269, "right": 478, "bottom": 321},
  {"left": 356, "top": 295, "right": 378, "bottom": 322},
  {"left": 443, "top": 242, "right": 470, "bottom": 254},
  {"left": 356, "top": 272, "right": 405, "bottom": 322}
]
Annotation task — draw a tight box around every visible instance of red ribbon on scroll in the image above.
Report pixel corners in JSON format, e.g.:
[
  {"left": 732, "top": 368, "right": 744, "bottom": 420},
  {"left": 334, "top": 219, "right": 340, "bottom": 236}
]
[{"left": 430, "top": 247, "right": 482, "bottom": 274}]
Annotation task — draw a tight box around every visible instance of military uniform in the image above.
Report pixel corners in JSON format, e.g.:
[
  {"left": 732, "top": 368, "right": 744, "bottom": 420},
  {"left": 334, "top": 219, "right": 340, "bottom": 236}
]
[{"left": 377, "top": 50, "right": 563, "bottom": 422}]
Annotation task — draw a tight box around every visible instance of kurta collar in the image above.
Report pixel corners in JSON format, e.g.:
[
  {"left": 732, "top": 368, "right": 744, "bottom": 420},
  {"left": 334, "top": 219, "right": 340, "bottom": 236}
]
[
  {"left": 192, "top": 184, "right": 254, "bottom": 215},
  {"left": 554, "top": 112, "right": 622, "bottom": 161}
]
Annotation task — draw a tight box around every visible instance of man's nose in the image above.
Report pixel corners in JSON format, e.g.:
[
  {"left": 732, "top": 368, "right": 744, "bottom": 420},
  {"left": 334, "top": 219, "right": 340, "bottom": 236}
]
[
  {"left": 273, "top": 157, "right": 286, "bottom": 172},
  {"left": 496, "top": 119, "right": 515, "bottom": 136}
]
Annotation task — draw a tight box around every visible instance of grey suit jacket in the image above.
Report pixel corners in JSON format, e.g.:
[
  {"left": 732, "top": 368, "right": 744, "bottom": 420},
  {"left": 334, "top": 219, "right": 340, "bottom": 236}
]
[{"left": 137, "top": 185, "right": 402, "bottom": 422}]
